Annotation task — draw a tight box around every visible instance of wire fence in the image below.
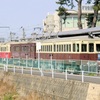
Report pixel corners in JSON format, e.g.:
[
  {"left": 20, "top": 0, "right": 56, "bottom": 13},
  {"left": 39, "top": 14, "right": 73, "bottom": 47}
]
[{"left": 0, "top": 58, "right": 99, "bottom": 72}]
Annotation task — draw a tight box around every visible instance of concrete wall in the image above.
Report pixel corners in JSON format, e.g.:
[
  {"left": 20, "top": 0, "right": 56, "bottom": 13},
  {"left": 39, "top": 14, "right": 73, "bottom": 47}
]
[{"left": 0, "top": 71, "right": 100, "bottom": 100}]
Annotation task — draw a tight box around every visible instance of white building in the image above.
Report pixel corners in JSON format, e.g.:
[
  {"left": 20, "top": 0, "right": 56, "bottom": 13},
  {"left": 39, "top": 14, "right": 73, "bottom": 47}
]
[{"left": 43, "top": 4, "right": 100, "bottom": 33}]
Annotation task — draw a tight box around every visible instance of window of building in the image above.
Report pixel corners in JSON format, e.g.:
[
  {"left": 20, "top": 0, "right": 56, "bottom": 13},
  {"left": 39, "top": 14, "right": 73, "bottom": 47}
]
[{"left": 89, "top": 43, "right": 94, "bottom": 52}]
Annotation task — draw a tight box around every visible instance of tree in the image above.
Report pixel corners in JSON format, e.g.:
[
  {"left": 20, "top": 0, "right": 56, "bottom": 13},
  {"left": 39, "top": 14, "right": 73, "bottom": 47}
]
[
  {"left": 56, "top": 0, "right": 83, "bottom": 29},
  {"left": 86, "top": 14, "right": 94, "bottom": 28},
  {"left": 92, "top": 0, "right": 100, "bottom": 27}
]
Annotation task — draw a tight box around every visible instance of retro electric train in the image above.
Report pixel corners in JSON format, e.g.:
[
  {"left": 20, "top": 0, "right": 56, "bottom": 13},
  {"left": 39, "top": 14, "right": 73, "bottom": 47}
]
[{"left": 0, "top": 27, "right": 100, "bottom": 61}]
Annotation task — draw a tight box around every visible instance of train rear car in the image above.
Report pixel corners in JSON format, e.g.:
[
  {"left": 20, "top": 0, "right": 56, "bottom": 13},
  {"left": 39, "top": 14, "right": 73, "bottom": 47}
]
[{"left": 0, "top": 43, "right": 11, "bottom": 58}]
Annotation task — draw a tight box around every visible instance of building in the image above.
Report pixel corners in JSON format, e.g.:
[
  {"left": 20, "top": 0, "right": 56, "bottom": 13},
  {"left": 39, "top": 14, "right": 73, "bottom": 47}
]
[
  {"left": 43, "top": 4, "right": 100, "bottom": 33},
  {"left": 43, "top": 12, "right": 61, "bottom": 33}
]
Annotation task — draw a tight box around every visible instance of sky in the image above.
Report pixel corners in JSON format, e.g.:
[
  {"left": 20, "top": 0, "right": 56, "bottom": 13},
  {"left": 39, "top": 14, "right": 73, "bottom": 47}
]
[
  {"left": 0, "top": 0, "right": 58, "bottom": 39},
  {"left": 0, "top": 0, "right": 93, "bottom": 40}
]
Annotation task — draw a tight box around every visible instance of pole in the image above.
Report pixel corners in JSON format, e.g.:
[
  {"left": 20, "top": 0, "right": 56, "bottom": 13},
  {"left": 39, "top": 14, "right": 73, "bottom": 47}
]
[
  {"left": 88, "top": 60, "right": 89, "bottom": 72},
  {"left": 14, "top": 66, "right": 15, "bottom": 74},
  {"left": 31, "top": 67, "right": 32, "bottom": 75},
  {"left": 22, "top": 66, "right": 23, "bottom": 74},
  {"left": 19, "top": 58, "right": 20, "bottom": 67},
  {"left": 50, "top": 54, "right": 54, "bottom": 78},
  {"left": 65, "top": 69, "right": 67, "bottom": 80},
  {"left": 6, "top": 54, "right": 8, "bottom": 72},
  {"left": 38, "top": 50, "right": 40, "bottom": 69},
  {"left": 26, "top": 54, "right": 28, "bottom": 68},
  {"left": 82, "top": 71, "right": 84, "bottom": 83}
]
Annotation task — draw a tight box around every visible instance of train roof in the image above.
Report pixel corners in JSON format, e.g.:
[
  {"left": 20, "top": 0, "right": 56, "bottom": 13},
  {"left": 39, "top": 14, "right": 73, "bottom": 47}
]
[
  {"left": 37, "top": 26, "right": 100, "bottom": 39},
  {"left": 36, "top": 35, "right": 100, "bottom": 43},
  {"left": 53, "top": 26, "right": 100, "bottom": 38}
]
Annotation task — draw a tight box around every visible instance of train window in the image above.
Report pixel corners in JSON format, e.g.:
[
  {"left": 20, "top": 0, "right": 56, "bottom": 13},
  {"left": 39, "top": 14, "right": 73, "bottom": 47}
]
[
  {"left": 82, "top": 44, "right": 87, "bottom": 52},
  {"left": 47, "top": 45, "right": 49, "bottom": 51},
  {"left": 50, "top": 45, "right": 51, "bottom": 51},
  {"left": 1, "top": 47, "right": 6, "bottom": 51},
  {"left": 89, "top": 43, "right": 94, "bottom": 52},
  {"left": 41, "top": 46, "right": 43, "bottom": 51},
  {"left": 45, "top": 46, "right": 46, "bottom": 51},
  {"left": 31, "top": 46, "right": 34, "bottom": 51},
  {"left": 15, "top": 46, "right": 20, "bottom": 51},
  {"left": 77, "top": 44, "right": 79, "bottom": 52},
  {"left": 66, "top": 44, "right": 68, "bottom": 52},
  {"left": 42, "top": 46, "right": 44, "bottom": 51},
  {"left": 22, "top": 46, "right": 29, "bottom": 52},
  {"left": 73, "top": 43, "right": 76, "bottom": 52},
  {"left": 69, "top": 44, "right": 71, "bottom": 52},
  {"left": 49, "top": 45, "right": 52, "bottom": 51},
  {"left": 96, "top": 44, "right": 100, "bottom": 52},
  {"left": 64, "top": 45, "right": 66, "bottom": 51},
  {"left": 57, "top": 45, "right": 58, "bottom": 52},
  {"left": 59, "top": 45, "right": 61, "bottom": 52},
  {"left": 54, "top": 44, "right": 56, "bottom": 52}
]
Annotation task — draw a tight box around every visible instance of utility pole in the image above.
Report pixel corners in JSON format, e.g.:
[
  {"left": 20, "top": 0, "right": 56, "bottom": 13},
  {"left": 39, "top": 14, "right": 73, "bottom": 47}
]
[
  {"left": 20, "top": 27, "right": 26, "bottom": 40},
  {"left": 10, "top": 32, "right": 15, "bottom": 41}
]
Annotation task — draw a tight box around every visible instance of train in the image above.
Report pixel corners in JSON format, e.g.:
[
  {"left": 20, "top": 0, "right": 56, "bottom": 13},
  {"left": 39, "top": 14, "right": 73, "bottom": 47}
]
[{"left": 0, "top": 27, "right": 100, "bottom": 61}]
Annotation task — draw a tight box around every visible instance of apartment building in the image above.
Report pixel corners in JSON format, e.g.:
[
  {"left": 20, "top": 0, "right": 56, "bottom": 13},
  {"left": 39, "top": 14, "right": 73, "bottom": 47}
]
[{"left": 43, "top": 4, "right": 100, "bottom": 33}]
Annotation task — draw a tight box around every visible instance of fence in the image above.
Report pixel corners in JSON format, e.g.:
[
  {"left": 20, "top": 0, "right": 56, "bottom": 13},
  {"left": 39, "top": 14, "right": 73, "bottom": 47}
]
[
  {"left": 0, "top": 58, "right": 99, "bottom": 72},
  {"left": 0, "top": 65, "right": 100, "bottom": 84}
]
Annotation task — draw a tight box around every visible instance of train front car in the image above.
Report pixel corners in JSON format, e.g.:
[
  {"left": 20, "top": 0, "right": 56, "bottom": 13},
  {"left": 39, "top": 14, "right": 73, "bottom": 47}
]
[
  {"left": 10, "top": 42, "right": 36, "bottom": 59},
  {"left": 39, "top": 37, "right": 100, "bottom": 61}
]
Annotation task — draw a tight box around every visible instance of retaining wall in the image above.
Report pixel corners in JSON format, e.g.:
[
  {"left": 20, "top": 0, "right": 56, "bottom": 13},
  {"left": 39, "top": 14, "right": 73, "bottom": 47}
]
[{"left": 0, "top": 71, "right": 100, "bottom": 100}]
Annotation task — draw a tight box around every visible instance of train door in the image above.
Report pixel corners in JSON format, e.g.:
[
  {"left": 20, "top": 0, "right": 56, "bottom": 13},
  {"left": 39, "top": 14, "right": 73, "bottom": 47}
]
[{"left": 30, "top": 43, "right": 36, "bottom": 59}]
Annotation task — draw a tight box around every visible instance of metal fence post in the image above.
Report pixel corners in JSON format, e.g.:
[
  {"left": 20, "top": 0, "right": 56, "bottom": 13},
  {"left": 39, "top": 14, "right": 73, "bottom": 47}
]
[
  {"left": 4, "top": 64, "right": 5, "bottom": 71},
  {"left": 82, "top": 71, "right": 84, "bottom": 83},
  {"left": 52, "top": 68, "right": 54, "bottom": 78},
  {"left": 31, "top": 67, "right": 32, "bottom": 75},
  {"left": 22, "top": 66, "right": 23, "bottom": 74},
  {"left": 6, "top": 65, "right": 8, "bottom": 72},
  {"left": 41, "top": 68, "right": 43, "bottom": 76},
  {"left": 65, "top": 69, "right": 67, "bottom": 80},
  {"left": 14, "top": 66, "right": 15, "bottom": 74}
]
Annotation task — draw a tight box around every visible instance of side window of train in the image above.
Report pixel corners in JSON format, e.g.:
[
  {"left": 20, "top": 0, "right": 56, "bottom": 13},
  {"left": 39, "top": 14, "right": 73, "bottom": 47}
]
[
  {"left": 31, "top": 46, "right": 34, "bottom": 52},
  {"left": 54, "top": 44, "right": 56, "bottom": 52},
  {"left": 81, "top": 44, "right": 87, "bottom": 52},
  {"left": 96, "top": 44, "right": 100, "bottom": 52},
  {"left": 15, "top": 46, "right": 20, "bottom": 52},
  {"left": 22, "top": 46, "right": 29, "bottom": 52},
  {"left": 73, "top": 43, "right": 75, "bottom": 52},
  {"left": 89, "top": 43, "right": 94, "bottom": 52},
  {"left": 77, "top": 44, "right": 79, "bottom": 52},
  {"left": 69, "top": 44, "right": 71, "bottom": 52}
]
